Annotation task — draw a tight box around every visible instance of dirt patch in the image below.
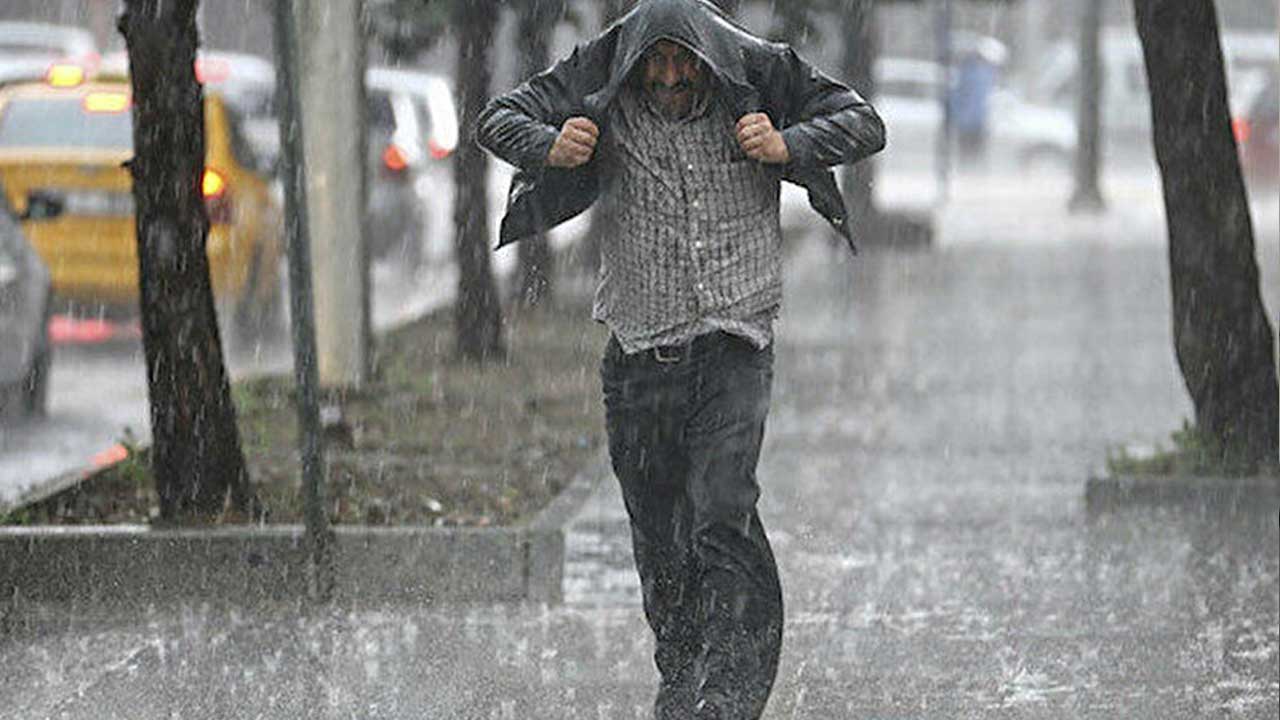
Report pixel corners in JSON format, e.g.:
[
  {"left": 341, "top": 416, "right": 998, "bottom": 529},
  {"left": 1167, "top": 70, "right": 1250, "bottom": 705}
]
[{"left": 5, "top": 295, "right": 610, "bottom": 528}]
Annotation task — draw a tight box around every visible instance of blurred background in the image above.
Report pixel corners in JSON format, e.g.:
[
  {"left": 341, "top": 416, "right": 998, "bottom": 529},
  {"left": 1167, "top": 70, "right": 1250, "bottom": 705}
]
[{"left": 0, "top": 0, "right": 1276, "bottom": 505}]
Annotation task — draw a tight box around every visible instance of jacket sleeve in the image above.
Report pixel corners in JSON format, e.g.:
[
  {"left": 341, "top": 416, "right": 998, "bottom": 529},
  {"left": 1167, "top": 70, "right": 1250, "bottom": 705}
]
[
  {"left": 770, "top": 48, "right": 886, "bottom": 169},
  {"left": 475, "top": 31, "right": 616, "bottom": 172}
]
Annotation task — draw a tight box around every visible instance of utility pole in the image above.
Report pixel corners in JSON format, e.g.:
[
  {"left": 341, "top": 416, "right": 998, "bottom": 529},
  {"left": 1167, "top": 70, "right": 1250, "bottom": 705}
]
[
  {"left": 273, "top": 0, "right": 333, "bottom": 603},
  {"left": 295, "top": 1, "right": 371, "bottom": 387}
]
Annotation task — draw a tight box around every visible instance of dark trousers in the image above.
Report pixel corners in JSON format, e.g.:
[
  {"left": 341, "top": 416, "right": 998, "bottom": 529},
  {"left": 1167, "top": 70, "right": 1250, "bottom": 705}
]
[{"left": 601, "top": 331, "right": 783, "bottom": 720}]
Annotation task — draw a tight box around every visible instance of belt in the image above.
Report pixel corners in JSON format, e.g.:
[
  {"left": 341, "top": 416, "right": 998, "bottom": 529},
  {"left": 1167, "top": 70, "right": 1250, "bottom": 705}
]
[
  {"left": 651, "top": 343, "right": 688, "bottom": 364},
  {"left": 641, "top": 332, "right": 732, "bottom": 364}
]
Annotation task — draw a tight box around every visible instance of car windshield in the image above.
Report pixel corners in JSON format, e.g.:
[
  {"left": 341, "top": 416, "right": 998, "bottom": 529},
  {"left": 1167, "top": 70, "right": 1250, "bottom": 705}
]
[{"left": 0, "top": 96, "right": 133, "bottom": 150}]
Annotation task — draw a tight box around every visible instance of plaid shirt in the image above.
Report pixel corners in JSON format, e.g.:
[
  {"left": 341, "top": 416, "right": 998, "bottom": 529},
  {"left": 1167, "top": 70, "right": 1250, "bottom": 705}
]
[{"left": 592, "top": 87, "right": 785, "bottom": 354}]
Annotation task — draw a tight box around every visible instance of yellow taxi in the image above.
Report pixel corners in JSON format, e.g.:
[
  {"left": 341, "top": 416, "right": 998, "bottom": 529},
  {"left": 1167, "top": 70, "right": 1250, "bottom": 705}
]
[{"left": 0, "top": 63, "right": 283, "bottom": 337}]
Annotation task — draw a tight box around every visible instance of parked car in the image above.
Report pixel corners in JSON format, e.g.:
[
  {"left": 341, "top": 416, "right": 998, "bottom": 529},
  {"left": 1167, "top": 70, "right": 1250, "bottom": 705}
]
[
  {"left": 0, "top": 21, "right": 97, "bottom": 66},
  {"left": 1016, "top": 27, "right": 1278, "bottom": 167},
  {"left": 874, "top": 57, "right": 1077, "bottom": 177},
  {"left": 98, "top": 49, "right": 279, "bottom": 175},
  {"left": 1234, "top": 69, "right": 1278, "bottom": 185},
  {"left": 0, "top": 22, "right": 98, "bottom": 92},
  {"left": 366, "top": 66, "right": 458, "bottom": 267},
  {"left": 0, "top": 65, "right": 284, "bottom": 340},
  {"left": 0, "top": 56, "right": 56, "bottom": 87},
  {"left": 0, "top": 186, "right": 52, "bottom": 418},
  {"left": 192, "top": 51, "right": 281, "bottom": 176},
  {"left": 103, "top": 51, "right": 459, "bottom": 269}
]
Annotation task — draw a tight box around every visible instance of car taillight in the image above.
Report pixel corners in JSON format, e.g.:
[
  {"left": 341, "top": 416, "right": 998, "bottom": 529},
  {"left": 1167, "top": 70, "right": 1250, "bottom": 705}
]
[
  {"left": 202, "top": 169, "right": 233, "bottom": 224},
  {"left": 427, "top": 137, "right": 452, "bottom": 160},
  {"left": 383, "top": 143, "right": 409, "bottom": 174},
  {"left": 194, "top": 57, "right": 230, "bottom": 84},
  {"left": 1232, "top": 117, "right": 1252, "bottom": 144},
  {"left": 203, "top": 169, "right": 227, "bottom": 197}
]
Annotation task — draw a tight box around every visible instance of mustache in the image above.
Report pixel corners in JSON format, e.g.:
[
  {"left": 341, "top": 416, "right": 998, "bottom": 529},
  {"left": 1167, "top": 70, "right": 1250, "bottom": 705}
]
[{"left": 650, "top": 80, "right": 694, "bottom": 92}]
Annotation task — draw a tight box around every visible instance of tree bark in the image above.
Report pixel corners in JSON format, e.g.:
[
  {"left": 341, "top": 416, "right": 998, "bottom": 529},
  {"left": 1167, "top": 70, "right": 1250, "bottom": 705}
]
[
  {"left": 120, "top": 0, "right": 255, "bottom": 520},
  {"left": 1133, "top": 0, "right": 1279, "bottom": 470},
  {"left": 514, "top": 0, "right": 559, "bottom": 308},
  {"left": 453, "top": 0, "right": 504, "bottom": 361},
  {"left": 574, "top": 0, "right": 633, "bottom": 276},
  {"left": 839, "top": 0, "right": 878, "bottom": 230},
  {"left": 1069, "top": 0, "right": 1106, "bottom": 212}
]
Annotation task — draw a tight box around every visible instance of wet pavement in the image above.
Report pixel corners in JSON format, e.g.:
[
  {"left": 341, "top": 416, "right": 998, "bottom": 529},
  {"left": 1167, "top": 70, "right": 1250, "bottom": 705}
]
[{"left": 1, "top": 183, "right": 1278, "bottom": 719}]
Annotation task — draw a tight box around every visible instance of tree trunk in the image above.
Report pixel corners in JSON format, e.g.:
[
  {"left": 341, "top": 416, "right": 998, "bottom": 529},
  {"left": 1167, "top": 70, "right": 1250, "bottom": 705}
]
[
  {"left": 577, "top": 0, "right": 632, "bottom": 275},
  {"left": 1134, "top": 0, "right": 1279, "bottom": 470},
  {"left": 840, "top": 0, "right": 878, "bottom": 230},
  {"left": 1069, "top": 0, "right": 1106, "bottom": 212},
  {"left": 452, "top": 0, "right": 504, "bottom": 361},
  {"left": 514, "top": 0, "right": 559, "bottom": 308},
  {"left": 119, "top": 0, "right": 255, "bottom": 520}
]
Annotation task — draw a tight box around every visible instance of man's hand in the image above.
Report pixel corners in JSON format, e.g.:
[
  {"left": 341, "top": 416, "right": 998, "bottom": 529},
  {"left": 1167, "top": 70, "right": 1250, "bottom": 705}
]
[
  {"left": 736, "top": 113, "right": 790, "bottom": 164},
  {"left": 547, "top": 117, "right": 599, "bottom": 168}
]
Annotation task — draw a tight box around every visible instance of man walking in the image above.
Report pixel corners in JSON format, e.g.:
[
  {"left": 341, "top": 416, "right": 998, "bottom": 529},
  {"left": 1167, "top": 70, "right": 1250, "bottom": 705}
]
[{"left": 477, "top": 2, "right": 884, "bottom": 717}]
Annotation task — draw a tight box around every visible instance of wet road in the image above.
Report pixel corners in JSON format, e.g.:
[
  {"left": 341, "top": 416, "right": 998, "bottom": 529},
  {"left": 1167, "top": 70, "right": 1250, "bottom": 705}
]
[{"left": 1, "top": 177, "right": 1278, "bottom": 719}]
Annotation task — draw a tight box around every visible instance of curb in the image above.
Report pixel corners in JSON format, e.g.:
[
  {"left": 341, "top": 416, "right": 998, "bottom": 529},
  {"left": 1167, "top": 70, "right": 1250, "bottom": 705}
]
[
  {"left": 0, "top": 461, "right": 105, "bottom": 519},
  {"left": 0, "top": 450, "right": 611, "bottom": 634},
  {"left": 2, "top": 255, "right": 612, "bottom": 635},
  {"left": 1085, "top": 474, "right": 1280, "bottom": 513}
]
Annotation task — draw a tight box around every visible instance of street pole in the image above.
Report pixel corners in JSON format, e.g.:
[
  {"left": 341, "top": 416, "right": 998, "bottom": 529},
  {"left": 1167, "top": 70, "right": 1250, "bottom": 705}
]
[
  {"left": 294, "top": 1, "right": 370, "bottom": 388},
  {"left": 272, "top": 0, "right": 332, "bottom": 603}
]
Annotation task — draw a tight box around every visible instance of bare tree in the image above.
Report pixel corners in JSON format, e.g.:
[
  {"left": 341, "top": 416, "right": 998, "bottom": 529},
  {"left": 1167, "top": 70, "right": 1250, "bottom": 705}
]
[
  {"left": 452, "top": 0, "right": 505, "bottom": 361},
  {"left": 1069, "top": 0, "right": 1105, "bottom": 212},
  {"left": 838, "top": 0, "right": 878, "bottom": 230},
  {"left": 119, "top": 0, "right": 255, "bottom": 520},
  {"left": 1134, "top": 0, "right": 1278, "bottom": 470},
  {"left": 513, "top": 0, "right": 564, "bottom": 308}
]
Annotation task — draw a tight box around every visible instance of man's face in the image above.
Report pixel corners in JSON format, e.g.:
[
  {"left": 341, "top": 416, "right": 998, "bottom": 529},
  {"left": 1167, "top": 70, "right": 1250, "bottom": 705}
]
[{"left": 642, "top": 40, "right": 706, "bottom": 118}]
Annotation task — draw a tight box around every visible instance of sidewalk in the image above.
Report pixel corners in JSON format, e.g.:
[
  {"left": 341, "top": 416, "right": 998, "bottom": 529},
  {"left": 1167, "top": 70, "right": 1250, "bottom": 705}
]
[{"left": 1, "top": 188, "right": 1277, "bottom": 719}]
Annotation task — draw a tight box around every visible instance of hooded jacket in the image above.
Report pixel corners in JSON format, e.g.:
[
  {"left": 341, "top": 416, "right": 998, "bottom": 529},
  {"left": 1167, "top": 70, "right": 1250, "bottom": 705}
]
[{"left": 475, "top": 0, "right": 886, "bottom": 253}]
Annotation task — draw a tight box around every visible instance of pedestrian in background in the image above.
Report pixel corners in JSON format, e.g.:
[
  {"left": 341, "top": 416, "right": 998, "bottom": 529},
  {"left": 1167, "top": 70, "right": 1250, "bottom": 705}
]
[
  {"left": 477, "top": 1, "right": 884, "bottom": 717},
  {"left": 950, "top": 36, "right": 1006, "bottom": 166}
]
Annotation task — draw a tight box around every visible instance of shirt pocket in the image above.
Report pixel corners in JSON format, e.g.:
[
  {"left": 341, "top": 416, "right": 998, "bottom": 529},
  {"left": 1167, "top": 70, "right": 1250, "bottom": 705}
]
[{"left": 702, "top": 160, "right": 780, "bottom": 222}]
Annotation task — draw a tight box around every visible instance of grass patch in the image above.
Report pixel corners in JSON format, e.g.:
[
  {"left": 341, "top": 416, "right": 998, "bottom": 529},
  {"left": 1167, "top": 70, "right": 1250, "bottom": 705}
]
[
  {"left": 1106, "top": 420, "right": 1274, "bottom": 478},
  {"left": 5, "top": 295, "right": 608, "bottom": 528}
]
